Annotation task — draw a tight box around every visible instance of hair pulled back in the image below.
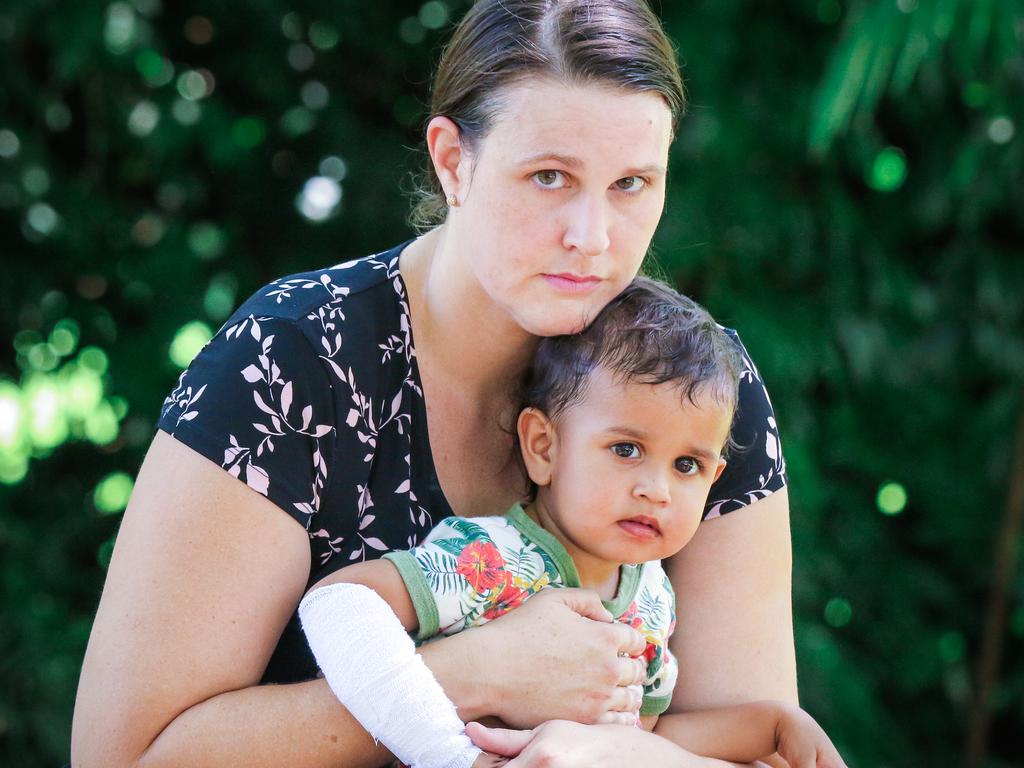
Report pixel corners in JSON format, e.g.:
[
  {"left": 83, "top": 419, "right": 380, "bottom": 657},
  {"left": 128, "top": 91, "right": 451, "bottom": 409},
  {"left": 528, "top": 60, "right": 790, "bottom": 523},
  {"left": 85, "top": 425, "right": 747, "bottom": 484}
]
[{"left": 410, "top": 0, "right": 686, "bottom": 229}]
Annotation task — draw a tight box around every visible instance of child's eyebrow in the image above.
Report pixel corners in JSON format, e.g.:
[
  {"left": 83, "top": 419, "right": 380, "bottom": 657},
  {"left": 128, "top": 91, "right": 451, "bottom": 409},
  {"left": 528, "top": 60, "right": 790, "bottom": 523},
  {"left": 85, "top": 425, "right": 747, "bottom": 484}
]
[{"left": 603, "top": 426, "right": 720, "bottom": 462}]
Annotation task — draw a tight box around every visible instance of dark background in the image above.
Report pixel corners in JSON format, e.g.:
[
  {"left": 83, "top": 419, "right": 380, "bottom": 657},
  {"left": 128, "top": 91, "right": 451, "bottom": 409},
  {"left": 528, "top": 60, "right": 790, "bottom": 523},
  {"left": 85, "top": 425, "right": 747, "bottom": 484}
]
[{"left": 1, "top": 0, "right": 1022, "bottom": 765}]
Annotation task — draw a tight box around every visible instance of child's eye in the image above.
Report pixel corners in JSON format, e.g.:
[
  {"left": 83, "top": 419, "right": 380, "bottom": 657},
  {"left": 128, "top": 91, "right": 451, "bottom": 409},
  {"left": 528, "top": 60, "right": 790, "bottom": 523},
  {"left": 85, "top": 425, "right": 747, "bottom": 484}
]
[
  {"left": 675, "top": 457, "right": 701, "bottom": 476},
  {"left": 611, "top": 442, "right": 640, "bottom": 459},
  {"left": 614, "top": 176, "right": 647, "bottom": 193},
  {"left": 533, "top": 170, "right": 568, "bottom": 189}
]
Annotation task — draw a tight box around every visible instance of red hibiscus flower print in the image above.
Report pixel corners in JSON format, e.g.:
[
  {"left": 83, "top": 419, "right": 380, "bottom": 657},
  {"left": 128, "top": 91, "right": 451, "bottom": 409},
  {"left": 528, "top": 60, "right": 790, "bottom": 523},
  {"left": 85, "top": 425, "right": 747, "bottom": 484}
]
[
  {"left": 620, "top": 602, "right": 643, "bottom": 630},
  {"left": 483, "top": 573, "right": 529, "bottom": 620},
  {"left": 643, "top": 642, "right": 659, "bottom": 664},
  {"left": 456, "top": 541, "right": 506, "bottom": 593}
]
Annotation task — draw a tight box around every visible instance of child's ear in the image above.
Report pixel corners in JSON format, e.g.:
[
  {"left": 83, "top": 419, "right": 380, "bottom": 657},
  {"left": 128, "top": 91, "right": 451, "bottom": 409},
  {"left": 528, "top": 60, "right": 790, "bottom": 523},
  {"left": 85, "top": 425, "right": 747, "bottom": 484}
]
[
  {"left": 712, "top": 457, "right": 727, "bottom": 484},
  {"left": 517, "top": 407, "right": 556, "bottom": 487}
]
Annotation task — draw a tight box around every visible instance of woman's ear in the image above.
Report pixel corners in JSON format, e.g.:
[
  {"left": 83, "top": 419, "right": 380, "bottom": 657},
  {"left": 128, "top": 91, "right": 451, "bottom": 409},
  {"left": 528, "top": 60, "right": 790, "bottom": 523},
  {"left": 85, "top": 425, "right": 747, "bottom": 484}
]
[
  {"left": 426, "top": 115, "right": 468, "bottom": 203},
  {"left": 517, "top": 407, "right": 556, "bottom": 488}
]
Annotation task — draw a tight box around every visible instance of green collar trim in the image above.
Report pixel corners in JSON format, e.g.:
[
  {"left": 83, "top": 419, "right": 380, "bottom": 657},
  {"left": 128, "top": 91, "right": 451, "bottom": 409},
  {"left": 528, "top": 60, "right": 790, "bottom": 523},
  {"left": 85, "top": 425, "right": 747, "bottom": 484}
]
[{"left": 504, "top": 504, "right": 643, "bottom": 613}]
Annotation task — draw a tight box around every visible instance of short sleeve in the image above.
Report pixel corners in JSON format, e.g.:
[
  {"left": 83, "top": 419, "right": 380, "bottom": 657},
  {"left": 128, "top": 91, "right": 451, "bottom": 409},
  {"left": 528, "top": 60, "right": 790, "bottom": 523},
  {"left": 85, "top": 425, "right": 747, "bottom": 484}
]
[
  {"left": 158, "top": 315, "right": 337, "bottom": 530},
  {"left": 383, "top": 517, "right": 530, "bottom": 642},
  {"left": 704, "top": 331, "right": 787, "bottom": 519}
]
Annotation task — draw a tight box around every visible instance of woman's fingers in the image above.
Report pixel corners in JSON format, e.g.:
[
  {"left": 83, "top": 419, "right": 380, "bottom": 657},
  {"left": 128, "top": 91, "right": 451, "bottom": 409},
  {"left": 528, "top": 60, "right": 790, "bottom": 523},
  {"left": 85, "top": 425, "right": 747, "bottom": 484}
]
[
  {"left": 615, "top": 654, "right": 647, "bottom": 686},
  {"left": 614, "top": 621, "right": 647, "bottom": 659},
  {"left": 551, "top": 587, "right": 614, "bottom": 623},
  {"left": 466, "top": 722, "right": 534, "bottom": 758}
]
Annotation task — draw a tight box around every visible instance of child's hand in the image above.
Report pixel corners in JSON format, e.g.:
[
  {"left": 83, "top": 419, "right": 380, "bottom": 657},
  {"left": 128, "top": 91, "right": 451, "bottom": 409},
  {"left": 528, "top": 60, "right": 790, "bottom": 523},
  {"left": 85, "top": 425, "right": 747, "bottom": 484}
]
[{"left": 774, "top": 703, "right": 847, "bottom": 768}]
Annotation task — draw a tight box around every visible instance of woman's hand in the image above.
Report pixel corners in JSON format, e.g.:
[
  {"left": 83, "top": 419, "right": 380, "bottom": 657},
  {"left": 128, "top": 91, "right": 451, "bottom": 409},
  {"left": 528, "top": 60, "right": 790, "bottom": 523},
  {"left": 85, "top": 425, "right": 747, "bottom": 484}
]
[
  {"left": 457, "top": 588, "right": 648, "bottom": 728},
  {"left": 465, "top": 721, "right": 748, "bottom": 768}
]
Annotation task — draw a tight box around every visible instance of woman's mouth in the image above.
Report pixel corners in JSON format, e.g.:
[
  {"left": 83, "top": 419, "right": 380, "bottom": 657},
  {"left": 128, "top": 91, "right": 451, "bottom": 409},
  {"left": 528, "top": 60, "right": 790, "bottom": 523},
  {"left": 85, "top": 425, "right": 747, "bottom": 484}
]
[{"left": 542, "top": 273, "right": 602, "bottom": 294}]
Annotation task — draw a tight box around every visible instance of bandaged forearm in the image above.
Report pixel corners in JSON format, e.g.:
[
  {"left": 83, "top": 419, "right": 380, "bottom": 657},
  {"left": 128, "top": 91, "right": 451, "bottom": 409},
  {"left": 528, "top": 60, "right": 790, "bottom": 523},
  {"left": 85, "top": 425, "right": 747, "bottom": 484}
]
[{"left": 298, "top": 582, "right": 480, "bottom": 768}]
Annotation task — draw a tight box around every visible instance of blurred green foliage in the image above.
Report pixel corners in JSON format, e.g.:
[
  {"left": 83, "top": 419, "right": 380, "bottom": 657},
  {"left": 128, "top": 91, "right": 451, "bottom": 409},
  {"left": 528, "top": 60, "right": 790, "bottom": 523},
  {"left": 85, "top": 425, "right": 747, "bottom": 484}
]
[{"left": 1, "top": 0, "right": 1022, "bottom": 765}]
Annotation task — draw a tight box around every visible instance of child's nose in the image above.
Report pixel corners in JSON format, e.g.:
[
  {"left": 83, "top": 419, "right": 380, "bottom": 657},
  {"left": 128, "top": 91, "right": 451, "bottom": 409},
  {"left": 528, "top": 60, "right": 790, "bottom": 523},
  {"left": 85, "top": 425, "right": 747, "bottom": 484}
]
[{"left": 633, "top": 471, "right": 671, "bottom": 504}]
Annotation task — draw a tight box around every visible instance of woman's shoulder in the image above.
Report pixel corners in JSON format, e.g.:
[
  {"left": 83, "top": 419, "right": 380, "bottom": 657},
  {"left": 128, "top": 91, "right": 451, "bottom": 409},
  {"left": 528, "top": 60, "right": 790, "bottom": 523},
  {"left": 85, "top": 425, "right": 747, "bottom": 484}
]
[
  {"left": 225, "top": 242, "right": 411, "bottom": 329},
  {"left": 703, "top": 326, "right": 788, "bottom": 519}
]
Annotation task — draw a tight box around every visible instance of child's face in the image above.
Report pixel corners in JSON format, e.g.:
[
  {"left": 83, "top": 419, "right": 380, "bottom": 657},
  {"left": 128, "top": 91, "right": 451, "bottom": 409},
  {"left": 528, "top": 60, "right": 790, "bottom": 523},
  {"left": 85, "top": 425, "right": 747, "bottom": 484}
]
[{"left": 520, "top": 365, "right": 732, "bottom": 570}]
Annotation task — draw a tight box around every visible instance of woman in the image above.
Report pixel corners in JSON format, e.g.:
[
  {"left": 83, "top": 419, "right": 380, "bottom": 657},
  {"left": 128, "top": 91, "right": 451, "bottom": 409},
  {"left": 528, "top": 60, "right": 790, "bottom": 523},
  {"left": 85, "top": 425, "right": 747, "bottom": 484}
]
[{"left": 72, "top": 1, "right": 795, "bottom": 766}]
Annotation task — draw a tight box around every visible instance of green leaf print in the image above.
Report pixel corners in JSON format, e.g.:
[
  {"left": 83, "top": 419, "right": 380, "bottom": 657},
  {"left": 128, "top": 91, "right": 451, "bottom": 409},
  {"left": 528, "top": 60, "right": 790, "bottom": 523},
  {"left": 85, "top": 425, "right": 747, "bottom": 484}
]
[{"left": 415, "top": 550, "right": 464, "bottom": 594}]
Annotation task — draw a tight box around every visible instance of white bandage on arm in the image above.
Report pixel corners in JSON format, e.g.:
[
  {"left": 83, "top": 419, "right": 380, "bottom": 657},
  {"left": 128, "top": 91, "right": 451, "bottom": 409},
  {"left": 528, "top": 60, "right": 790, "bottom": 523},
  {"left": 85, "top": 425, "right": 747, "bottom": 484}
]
[{"left": 298, "top": 582, "right": 481, "bottom": 768}]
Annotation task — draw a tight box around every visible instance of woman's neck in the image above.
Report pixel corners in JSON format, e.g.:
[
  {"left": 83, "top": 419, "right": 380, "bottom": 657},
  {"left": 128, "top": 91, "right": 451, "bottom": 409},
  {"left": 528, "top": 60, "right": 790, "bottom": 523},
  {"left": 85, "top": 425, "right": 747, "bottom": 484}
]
[{"left": 400, "top": 225, "right": 539, "bottom": 400}]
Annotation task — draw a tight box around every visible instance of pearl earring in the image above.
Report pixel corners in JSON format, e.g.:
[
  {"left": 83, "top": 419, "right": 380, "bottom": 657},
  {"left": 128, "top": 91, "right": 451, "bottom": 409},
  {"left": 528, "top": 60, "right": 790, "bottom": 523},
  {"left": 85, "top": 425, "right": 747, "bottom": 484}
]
[{"left": 447, "top": 193, "right": 459, "bottom": 207}]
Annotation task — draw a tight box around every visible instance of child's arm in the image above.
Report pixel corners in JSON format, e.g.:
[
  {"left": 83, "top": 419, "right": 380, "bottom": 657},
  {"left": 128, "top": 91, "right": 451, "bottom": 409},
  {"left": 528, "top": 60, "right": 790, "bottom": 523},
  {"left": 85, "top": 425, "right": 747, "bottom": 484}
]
[
  {"left": 652, "top": 700, "right": 846, "bottom": 767},
  {"left": 308, "top": 558, "right": 419, "bottom": 631},
  {"left": 299, "top": 561, "right": 483, "bottom": 768}
]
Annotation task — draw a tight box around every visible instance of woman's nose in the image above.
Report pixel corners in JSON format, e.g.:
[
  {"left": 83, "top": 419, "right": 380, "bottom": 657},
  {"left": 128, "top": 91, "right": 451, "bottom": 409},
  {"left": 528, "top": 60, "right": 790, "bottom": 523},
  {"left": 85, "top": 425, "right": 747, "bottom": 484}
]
[{"left": 561, "top": 192, "right": 610, "bottom": 258}]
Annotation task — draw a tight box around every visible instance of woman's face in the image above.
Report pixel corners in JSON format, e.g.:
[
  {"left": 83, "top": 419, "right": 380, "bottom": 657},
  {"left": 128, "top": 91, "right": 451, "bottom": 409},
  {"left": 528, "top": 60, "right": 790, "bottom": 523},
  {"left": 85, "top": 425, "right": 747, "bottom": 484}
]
[{"left": 449, "top": 79, "right": 674, "bottom": 337}]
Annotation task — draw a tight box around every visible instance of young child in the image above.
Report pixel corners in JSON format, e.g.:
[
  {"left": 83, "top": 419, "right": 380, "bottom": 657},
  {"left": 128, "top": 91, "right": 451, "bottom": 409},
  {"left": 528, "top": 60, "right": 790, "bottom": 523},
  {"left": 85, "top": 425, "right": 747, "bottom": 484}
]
[{"left": 299, "top": 278, "right": 845, "bottom": 768}]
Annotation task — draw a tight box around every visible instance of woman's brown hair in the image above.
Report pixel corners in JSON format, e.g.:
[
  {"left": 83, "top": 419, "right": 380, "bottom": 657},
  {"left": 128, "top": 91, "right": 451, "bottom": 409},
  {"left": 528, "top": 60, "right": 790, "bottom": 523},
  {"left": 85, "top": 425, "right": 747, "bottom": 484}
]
[{"left": 410, "top": 0, "right": 686, "bottom": 229}]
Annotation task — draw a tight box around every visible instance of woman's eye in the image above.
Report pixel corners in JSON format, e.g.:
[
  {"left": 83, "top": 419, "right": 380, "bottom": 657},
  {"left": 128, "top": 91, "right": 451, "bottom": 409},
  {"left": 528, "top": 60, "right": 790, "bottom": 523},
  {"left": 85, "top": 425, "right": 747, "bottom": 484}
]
[
  {"left": 611, "top": 443, "right": 640, "bottom": 459},
  {"left": 615, "top": 176, "right": 646, "bottom": 192},
  {"left": 533, "top": 170, "right": 567, "bottom": 189},
  {"left": 675, "top": 457, "right": 701, "bottom": 475}
]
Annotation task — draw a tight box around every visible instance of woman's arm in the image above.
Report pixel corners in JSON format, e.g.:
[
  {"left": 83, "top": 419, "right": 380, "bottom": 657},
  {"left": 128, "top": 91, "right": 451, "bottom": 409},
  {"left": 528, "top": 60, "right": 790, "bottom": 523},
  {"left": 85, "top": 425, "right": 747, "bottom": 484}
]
[
  {"left": 71, "top": 432, "right": 393, "bottom": 768},
  {"left": 664, "top": 488, "right": 797, "bottom": 710},
  {"left": 72, "top": 434, "right": 648, "bottom": 767}
]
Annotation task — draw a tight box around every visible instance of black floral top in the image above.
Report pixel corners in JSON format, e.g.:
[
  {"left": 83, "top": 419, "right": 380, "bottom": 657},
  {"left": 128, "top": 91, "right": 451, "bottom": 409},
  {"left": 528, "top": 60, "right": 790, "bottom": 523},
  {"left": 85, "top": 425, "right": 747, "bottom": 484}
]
[{"left": 158, "top": 241, "right": 787, "bottom": 683}]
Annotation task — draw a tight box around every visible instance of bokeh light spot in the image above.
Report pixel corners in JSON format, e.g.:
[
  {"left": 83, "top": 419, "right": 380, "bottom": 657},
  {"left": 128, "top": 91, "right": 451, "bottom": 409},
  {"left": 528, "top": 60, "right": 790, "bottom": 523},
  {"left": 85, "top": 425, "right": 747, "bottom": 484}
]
[
  {"left": 78, "top": 346, "right": 109, "bottom": 375},
  {"left": 296, "top": 176, "right": 342, "bottom": 222},
  {"left": 399, "top": 17, "right": 426, "bottom": 44},
  {"left": 867, "top": 147, "right": 907, "bottom": 192},
  {"left": 419, "top": 1, "right": 449, "bottom": 29},
  {"left": 26, "top": 203, "right": 60, "bottom": 236},
  {"left": 135, "top": 49, "right": 174, "bottom": 87},
  {"left": 170, "top": 321, "right": 213, "bottom": 368},
  {"left": 877, "top": 481, "right": 907, "bottom": 515},
  {"left": 171, "top": 98, "right": 202, "bottom": 125},
  {"left": 0, "top": 128, "right": 20, "bottom": 158},
  {"left": 128, "top": 100, "right": 160, "bottom": 136},
  {"left": 231, "top": 117, "right": 266, "bottom": 149},
  {"left": 281, "top": 12, "right": 303, "bottom": 41},
  {"left": 280, "top": 106, "right": 316, "bottom": 137},
  {"left": 204, "top": 275, "right": 238, "bottom": 320},
  {"left": 176, "top": 70, "right": 210, "bottom": 100},
  {"left": 25, "top": 376, "right": 68, "bottom": 449},
  {"left": 301, "top": 81, "right": 329, "bottom": 110},
  {"left": 105, "top": 3, "right": 138, "bottom": 54},
  {"left": 187, "top": 221, "right": 225, "bottom": 259},
  {"left": 94, "top": 471, "right": 134, "bottom": 514},
  {"left": 23, "top": 166, "right": 51, "bottom": 196},
  {"left": 50, "top": 320, "right": 80, "bottom": 356},
  {"left": 824, "top": 597, "right": 853, "bottom": 628},
  {"left": 27, "top": 344, "right": 59, "bottom": 372},
  {"left": 64, "top": 366, "right": 104, "bottom": 418},
  {"left": 988, "top": 117, "right": 1014, "bottom": 145},
  {"left": 184, "top": 15, "right": 215, "bottom": 45},
  {"left": 287, "top": 43, "right": 315, "bottom": 71},
  {"left": 85, "top": 402, "right": 120, "bottom": 445},
  {"left": 319, "top": 155, "right": 348, "bottom": 181},
  {"left": 0, "top": 381, "right": 22, "bottom": 446},
  {"left": 937, "top": 631, "right": 965, "bottom": 663},
  {"left": 309, "top": 21, "right": 339, "bottom": 50}
]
